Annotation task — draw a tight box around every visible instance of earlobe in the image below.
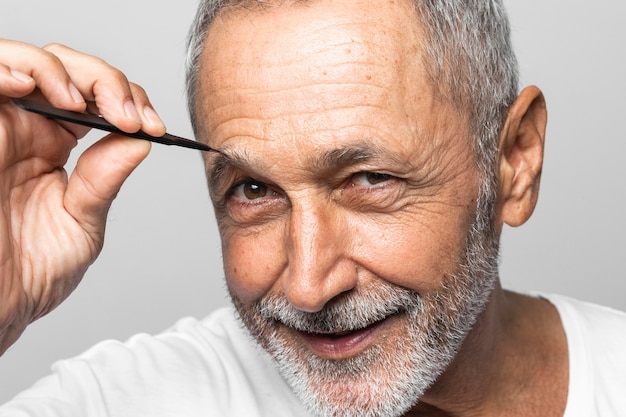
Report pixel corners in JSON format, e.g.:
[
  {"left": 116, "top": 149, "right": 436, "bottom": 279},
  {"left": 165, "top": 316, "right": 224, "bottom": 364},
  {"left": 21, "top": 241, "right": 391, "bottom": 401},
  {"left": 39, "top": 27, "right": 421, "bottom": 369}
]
[{"left": 497, "top": 86, "right": 547, "bottom": 227}]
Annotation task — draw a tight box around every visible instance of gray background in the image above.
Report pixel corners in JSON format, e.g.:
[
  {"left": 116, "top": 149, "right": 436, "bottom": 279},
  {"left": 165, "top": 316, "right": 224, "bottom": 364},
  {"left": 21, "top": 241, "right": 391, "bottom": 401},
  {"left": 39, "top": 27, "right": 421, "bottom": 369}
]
[{"left": 1, "top": 0, "right": 624, "bottom": 402}]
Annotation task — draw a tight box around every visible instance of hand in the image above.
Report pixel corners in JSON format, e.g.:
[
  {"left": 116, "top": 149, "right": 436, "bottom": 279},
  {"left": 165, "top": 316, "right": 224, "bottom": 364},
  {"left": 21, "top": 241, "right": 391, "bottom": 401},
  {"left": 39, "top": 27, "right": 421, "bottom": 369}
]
[{"left": 0, "top": 39, "right": 166, "bottom": 354}]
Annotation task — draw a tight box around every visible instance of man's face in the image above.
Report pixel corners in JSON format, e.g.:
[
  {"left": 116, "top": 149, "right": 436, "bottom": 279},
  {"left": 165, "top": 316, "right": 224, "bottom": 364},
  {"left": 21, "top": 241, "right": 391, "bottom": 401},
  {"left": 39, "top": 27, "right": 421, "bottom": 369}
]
[{"left": 197, "top": 0, "right": 499, "bottom": 415}]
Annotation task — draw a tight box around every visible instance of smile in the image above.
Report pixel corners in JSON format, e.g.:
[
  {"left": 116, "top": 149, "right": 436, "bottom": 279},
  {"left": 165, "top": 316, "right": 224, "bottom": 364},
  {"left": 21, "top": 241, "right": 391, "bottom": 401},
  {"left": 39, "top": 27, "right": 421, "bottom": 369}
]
[{"left": 296, "top": 316, "right": 391, "bottom": 360}]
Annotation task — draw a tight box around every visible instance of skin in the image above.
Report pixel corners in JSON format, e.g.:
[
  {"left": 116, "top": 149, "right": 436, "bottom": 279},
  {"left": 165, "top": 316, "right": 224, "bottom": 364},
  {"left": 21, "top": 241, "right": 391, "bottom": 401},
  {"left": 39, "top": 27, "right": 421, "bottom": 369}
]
[{"left": 195, "top": 0, "right": 568, "bottom": 416}]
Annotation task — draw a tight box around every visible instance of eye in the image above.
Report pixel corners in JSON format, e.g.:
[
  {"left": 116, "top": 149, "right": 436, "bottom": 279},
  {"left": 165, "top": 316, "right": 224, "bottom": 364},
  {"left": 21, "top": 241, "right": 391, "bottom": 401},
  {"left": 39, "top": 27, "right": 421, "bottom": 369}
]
[
  {"left": 351, "top": 172, "right": 393, "bottom": 186},
  {"left": 339, "top": 171, "right": 404, "bottom": 212},
  {"left": 223, "top": 178, "right": 287, "bottom": 225},
  {"left": 230, "top": 179, "right": 276, "bottom": 201}
]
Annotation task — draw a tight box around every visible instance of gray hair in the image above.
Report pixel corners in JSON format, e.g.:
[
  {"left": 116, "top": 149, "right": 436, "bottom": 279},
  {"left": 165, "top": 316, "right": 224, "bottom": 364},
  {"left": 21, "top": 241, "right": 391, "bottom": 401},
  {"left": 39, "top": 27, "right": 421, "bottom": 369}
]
[{"left": 185, "top": 0, "right": 518, "bottom": 211}]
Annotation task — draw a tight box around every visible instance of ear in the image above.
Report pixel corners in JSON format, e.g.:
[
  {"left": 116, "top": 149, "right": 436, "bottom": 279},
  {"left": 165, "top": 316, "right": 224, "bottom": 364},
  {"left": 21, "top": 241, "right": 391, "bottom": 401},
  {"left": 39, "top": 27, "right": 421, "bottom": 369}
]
[{"left": 497, "top": 86, "right": 547, "bottom": 227}]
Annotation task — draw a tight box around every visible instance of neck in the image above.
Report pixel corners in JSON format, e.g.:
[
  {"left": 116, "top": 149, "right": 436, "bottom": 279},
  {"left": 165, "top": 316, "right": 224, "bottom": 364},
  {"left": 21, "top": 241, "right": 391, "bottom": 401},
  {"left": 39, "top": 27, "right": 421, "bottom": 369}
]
[{"left": 406, "top": 283, "right": 569, "bottom": 417}]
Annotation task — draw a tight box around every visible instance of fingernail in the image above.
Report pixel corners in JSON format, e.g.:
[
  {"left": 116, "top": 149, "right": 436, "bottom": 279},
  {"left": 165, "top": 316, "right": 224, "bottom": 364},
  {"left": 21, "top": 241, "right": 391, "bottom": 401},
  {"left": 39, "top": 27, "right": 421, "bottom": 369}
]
[
  {"left": 68, "top": 82, "right": 84, "bottom": 103},
  {"left": 10, "top": 69, "right": 33, "bottom": 83},
  {"left": 123, "top": 100, "right": 141, "bottom": 124},
  {"left": 143, "top": 106, "right": 165, "bottom": 128}
]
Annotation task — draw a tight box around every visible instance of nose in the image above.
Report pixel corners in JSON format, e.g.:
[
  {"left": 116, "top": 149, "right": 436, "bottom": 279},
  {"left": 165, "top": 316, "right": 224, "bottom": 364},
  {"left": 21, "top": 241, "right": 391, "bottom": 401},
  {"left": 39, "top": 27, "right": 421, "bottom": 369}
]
[{"left": 282, "top": 199, "right": 358, "bottom": 312}]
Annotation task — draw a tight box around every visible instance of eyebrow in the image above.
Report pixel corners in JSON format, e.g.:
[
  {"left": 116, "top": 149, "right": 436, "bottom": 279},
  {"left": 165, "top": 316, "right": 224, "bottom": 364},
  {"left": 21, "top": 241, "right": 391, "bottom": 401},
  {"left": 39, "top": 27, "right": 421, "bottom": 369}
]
[
  {"left": 312, "top": 144, "right": 379, "bottom": 171},
  {"left": 206, "top": 147, "right": 253, "bottom": 190},
  {"left": 206, "top": 141, "right": 400, "bottom": 190}
]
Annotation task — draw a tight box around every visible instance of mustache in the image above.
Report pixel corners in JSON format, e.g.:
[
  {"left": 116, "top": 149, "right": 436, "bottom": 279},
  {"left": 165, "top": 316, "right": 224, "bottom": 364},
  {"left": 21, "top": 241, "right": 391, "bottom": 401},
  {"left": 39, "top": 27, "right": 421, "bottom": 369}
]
[{"left": 254, "top": 284, "right": 423, "bottom": 334}]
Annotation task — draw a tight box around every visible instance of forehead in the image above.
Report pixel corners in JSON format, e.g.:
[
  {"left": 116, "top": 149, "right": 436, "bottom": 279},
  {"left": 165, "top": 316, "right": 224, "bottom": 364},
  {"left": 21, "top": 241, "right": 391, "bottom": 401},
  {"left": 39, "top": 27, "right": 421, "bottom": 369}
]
[
  {"left": 197, "top": 0, "right": 426, "bottom": 115},
  {"left": 195, "top": 0, "right": 468, "bottom": 164}
]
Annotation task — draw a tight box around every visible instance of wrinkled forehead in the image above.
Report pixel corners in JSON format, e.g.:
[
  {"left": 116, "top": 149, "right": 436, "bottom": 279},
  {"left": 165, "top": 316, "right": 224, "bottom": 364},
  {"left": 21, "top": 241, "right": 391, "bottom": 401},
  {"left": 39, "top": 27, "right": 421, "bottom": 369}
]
[{"left": 194, "top": 0, "right": 432, "bottom": 132}]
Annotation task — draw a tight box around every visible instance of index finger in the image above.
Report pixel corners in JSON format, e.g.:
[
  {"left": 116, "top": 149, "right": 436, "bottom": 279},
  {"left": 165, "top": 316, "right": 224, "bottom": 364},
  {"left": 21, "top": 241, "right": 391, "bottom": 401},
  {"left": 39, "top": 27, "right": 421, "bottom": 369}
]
[
  {"left": 43, "top": 43, "right": 166, "bottom": 137},
  {"left": 0, "top": 39, "right": 86, "bottom": 112}
]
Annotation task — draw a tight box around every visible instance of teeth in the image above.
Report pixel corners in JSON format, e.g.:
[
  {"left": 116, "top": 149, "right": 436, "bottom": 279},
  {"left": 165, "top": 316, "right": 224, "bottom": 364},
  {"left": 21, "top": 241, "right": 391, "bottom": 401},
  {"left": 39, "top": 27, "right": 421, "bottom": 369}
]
[
  {"left": 312, "top": 327, "right": 367, "bottom": 337},
  {"left": 299, "top": 313, "right": 394, "bottom": 336},
  {"left": 305, "top": 329, "right": 353, "bottom": 337},
  {"left": 328, "top": 331, "right": 352, "bottom": 338}
]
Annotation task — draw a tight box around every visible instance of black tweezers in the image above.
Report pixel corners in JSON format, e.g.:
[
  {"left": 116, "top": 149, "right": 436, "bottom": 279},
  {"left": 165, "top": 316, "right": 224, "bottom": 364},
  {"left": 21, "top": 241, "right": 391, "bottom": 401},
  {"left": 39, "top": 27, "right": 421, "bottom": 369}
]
[{"left": 13, "top": 98, "right": 215, "bottom": 152}]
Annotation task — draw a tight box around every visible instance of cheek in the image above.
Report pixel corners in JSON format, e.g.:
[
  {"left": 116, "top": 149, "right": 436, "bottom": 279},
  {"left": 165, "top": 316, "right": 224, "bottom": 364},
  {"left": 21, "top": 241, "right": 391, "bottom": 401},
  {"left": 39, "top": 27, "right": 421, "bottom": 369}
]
[
  {"left": 221, "top": 226, "right": 286, "bottom": 304},
  {"left": 352, "top": 210, "right": 471, "bottom": 293}
]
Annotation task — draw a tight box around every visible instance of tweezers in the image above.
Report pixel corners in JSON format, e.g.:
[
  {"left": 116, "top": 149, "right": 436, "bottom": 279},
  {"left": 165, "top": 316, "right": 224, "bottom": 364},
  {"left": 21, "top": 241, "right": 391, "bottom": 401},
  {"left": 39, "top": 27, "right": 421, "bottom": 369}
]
[{"left": 13, "top": 98, "right": 215, "bottom": 152}]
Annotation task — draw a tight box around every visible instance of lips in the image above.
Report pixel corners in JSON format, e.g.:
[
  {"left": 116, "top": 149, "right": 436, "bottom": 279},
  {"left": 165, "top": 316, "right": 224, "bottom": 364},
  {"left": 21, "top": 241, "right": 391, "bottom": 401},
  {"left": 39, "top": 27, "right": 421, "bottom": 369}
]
[{"left": 297, "top": 317, "right": 388, "bottom": 359}]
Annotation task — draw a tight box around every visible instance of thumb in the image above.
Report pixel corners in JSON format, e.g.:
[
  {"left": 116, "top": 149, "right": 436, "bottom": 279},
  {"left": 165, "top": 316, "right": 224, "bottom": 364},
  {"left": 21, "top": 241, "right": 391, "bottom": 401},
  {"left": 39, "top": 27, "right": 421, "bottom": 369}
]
[{"left": 65, "top": 134, "right": 151, "bottom": 237}]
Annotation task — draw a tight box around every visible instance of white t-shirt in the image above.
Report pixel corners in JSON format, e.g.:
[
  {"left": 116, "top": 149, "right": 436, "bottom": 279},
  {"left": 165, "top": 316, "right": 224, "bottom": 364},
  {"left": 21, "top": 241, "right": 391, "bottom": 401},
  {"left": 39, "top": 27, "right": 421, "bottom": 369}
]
[
  {"left": 1, "top": 294, "right": 625, "bottom": 416},
  {"left": 548, "top": 294, "right": 626, "bottom": 416}
]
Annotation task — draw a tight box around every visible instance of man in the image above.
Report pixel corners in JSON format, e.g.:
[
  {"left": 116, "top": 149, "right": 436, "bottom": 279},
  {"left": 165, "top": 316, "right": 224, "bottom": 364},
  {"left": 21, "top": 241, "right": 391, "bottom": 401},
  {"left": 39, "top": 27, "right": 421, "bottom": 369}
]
[{"left": 0, "top": 0, "right": 625, "bottom": 416}]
